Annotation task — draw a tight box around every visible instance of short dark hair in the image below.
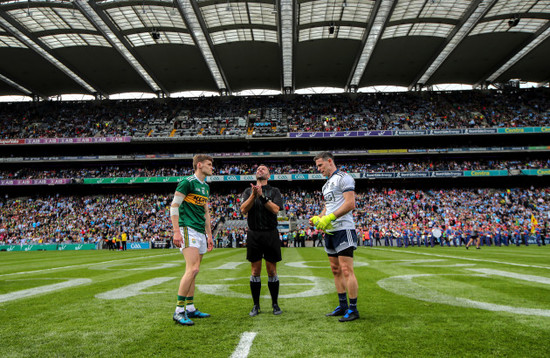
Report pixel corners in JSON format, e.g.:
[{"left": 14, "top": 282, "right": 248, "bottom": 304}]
[
  {"left": 193, "top": 154, "right": 213, "bottom": 170},
  {"left": 313, "top": 151, "right": 334, "bottom": 162},
  {"left": 258, "top": 164, "right": 270, "bottom": 173}
]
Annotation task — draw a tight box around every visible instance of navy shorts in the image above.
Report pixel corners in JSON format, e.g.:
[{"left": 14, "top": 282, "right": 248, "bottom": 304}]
[{"left": 324, "top": 229, "right": 357, "bottom": 256}]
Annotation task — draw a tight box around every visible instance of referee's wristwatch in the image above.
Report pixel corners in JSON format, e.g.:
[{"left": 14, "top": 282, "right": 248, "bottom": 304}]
[{"left": 259, "top": 194, "right": 271, "bottom": 204}]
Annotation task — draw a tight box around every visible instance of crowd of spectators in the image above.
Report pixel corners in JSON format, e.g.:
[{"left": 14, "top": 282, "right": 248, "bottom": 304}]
[
  {"left": 2, "top": 159, "right": 549, "bottom": 180},
  {"left": 283, "top": 188, "right": 548, "bottom": 232},
  {"left": 288, "top": 89, "right": 550, "bottom": 131},
  {"left": 1, "top": 188, "right": 548, "bottom": 247},
  {"left": 1, "top": 89, "right": 548, "bottom": 139},
  {"left": 0, "top": 100, "right": 175, "bottom": 139}
]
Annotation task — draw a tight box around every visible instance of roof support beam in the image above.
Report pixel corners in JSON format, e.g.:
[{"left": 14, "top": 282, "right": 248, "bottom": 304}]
[
  {"left": 0, "top": 72, "right": 35, "bottom": 97},
  {"left": 409, "top": 0, "right": 497, "bottom": 90},
  {"left": 279, "top": 0, "right": 293, "bottom": 93},
  {"left": 476, "top": 22, "right": 550, "bottom": 86},
  {"left": 345, "top": 0, "right": 396, "bottom": 91},
  {"left": 0, "top": 12, "right": 99, "bottom": 96},
  {"left": 75, "top": 0, "right": 166, "bottom": 96},
  {"left": 176, "top": 0, "right": 229, "bottom": 94}
]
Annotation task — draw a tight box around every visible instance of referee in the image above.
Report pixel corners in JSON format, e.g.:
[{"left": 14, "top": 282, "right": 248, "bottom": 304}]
[{"left": 240, "top": 164, "right": 284, "bottom": 317}]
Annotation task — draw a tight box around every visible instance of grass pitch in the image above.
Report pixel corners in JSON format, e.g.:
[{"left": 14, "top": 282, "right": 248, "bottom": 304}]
[{"left": 1, "top": 246, "right": 549, "bottom": 357}]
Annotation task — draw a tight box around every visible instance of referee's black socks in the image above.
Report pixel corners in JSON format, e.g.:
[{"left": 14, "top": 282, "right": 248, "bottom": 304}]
[
  {"left": 268, "top": 275, "right": 280, "bottom": 305},
  {"left": 250, "top": 276, "right": 261, "bottom": 306}
]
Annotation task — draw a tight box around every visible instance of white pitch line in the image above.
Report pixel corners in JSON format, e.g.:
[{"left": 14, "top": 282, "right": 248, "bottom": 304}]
[
  {"left": 95, "top": 277, "right": 178, "bottom": 300},
  {"left": 372, "top": 248, "right": 550, "bottom": 270},
  {"left": 0, "top": 278, "right": 92, "bottom": 303},
  {"left": 0, "top": 252, "right": 178, "bottom": 278},
  {"left": 230, "top": 332, "right": 257, "bottom": 358},
  {"left": 468, "top": 268, "right": 550, "bottom": 285},
  {"left": 377, "top": 274, "right": 550, "bottom": 317}
]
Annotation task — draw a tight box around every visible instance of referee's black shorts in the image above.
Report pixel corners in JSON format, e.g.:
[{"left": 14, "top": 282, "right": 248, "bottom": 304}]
[{"left": 246, "top": 229, "right": 282, "bottom": 263}]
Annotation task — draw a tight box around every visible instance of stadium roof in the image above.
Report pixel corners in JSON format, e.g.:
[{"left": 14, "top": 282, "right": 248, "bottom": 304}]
[{"left": 0, "top": 0, "right": 549, "bottom": 98}]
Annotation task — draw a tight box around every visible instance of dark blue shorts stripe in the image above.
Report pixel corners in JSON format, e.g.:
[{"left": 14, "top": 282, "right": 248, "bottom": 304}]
[{"left": 324, "top": 229, "right": 357, "bottom": 255}]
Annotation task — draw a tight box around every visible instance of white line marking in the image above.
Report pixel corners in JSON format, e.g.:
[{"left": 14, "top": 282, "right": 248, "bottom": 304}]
[
  {"left": 467, "top": 268, "right": 550, "bottom": 285},
  {"left": 0, "top": 253, "right": 177, "bottom": 277},
  {"left": 212, "top": 262, "right": 247, "bottom": 270},
  {"left": 90, "top": 263, "right": 180, "bottom": 271},
  {"left": 95, "top": 277, "right": 178, "bottom": 300},
  {"left": 395, "top": 259, "right": 475, "bottom": 267},
  {"left": 285, "top": 260, "right": 369, "bottom": 268},
  {"left": 372, "top": 248, "right": 550, "bottom": 270},
  {"left": 197, "top": 275, "right": 333, "bottom": 299},
  {"left": 230, "top": 332, "right": 257, "bottom": 358},
  {"left": 377, "top": 274, "right": 550, "bottom": 317},
  {"left": 0, "top": 278, "right": 92, "bottom": 303}
]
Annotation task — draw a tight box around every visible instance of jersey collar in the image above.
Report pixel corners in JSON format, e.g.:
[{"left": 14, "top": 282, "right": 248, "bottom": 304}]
[
  {"left": 194, "top": 174, "right": 205, "bottom": 184},
  {"left": 329, "top": 169, "right": 339, "bottom": 179}
]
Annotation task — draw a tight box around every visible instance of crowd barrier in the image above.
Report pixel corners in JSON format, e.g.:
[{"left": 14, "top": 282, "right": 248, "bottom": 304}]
[
  {"left": 0, "top": 243, "right": 97, "bottom": 251},
  {"left": 1, "top": 169, "right": 549, "bottom": 186},
  {"left": 0, "top": 127, "right": 549, "bottom": 147}
]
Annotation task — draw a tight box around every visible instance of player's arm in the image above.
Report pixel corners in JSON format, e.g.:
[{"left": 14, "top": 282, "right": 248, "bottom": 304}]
[
  {"left": 331, "top": 191, "right": 356, "bottom": 218},
  {"left": 240, "top": 185, "right": 256, "bottom": 214},
  {"left": 314, "top": 185, "right": 355, "bottom": 231},
  {"left": 204, "top": 202, "right": 213, "bottom": 252},
  {"left": 170, "top": 191, "right": 185, "bottom": 247}
]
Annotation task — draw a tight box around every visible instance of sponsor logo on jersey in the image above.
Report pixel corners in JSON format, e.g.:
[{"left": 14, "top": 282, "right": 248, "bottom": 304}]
[{"left": 185, "top": 193, "right": 208, "bottom": 206}]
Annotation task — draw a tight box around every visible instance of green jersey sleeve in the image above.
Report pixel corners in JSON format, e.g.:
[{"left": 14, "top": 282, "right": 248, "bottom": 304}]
[{"left": 176, "top": 179, "right": 191, "bottom": 195}]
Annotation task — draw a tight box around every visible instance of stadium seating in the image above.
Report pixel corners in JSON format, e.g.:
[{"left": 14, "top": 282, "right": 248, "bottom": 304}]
[
  {"left": 1, "top": 159, "right": 549, "bottom": 180},
  {"left": 0, "top": 89, "right": 548, "bottom": 248},
  {"left": 1, "top": 89, "right": 548, "bottom": 139}
]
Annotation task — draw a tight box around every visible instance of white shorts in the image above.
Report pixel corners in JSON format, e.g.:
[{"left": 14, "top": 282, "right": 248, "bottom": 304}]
[{"left": 179, "top": 227, "right": 207, "bottom": 255}]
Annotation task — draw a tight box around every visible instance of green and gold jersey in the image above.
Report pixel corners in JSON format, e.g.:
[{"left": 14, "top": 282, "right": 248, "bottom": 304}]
[{"left": 176, "top": 174, "right": 210, "bottom": 234}]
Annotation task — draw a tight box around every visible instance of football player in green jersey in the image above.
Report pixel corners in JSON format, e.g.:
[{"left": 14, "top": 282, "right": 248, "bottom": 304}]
[{"left": 170, "top": 154, "right": 214, "bottom": 326}]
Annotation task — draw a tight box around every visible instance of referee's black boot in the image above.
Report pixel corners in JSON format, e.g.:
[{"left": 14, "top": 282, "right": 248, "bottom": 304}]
[
  {"left": 272, "top": 303, "right": 282, "bottom": 315},
  {"left": 249, "top": 305, "right": 260, "bottom": 317}
]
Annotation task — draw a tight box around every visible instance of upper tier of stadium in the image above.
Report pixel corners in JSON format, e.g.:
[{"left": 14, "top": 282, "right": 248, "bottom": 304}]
[
  {"left": 0, "top": 0, "right": 549, "bottom": 99},
  {"left": 0, "top": 89, "right": 548, "bottom": 139}
]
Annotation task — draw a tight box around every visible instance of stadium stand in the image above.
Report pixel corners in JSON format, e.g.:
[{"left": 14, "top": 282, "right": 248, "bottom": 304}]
[
  {"left": 0, "top": 90, "right": 549, "bottom": 249},
  {"left": 1, "top": 89, "right": 549, "bottom": 139},
  {"left": 1, "top": 159, "right": 549, "bottom": 179},
  {"left": 1, "top": 188, "right": 548, "bottom": 247}
]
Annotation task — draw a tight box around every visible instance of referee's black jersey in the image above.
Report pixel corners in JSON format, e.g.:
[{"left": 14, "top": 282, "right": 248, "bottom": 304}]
[{"left": 242, "top": 184, "right": 284, "bottom": 231}]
